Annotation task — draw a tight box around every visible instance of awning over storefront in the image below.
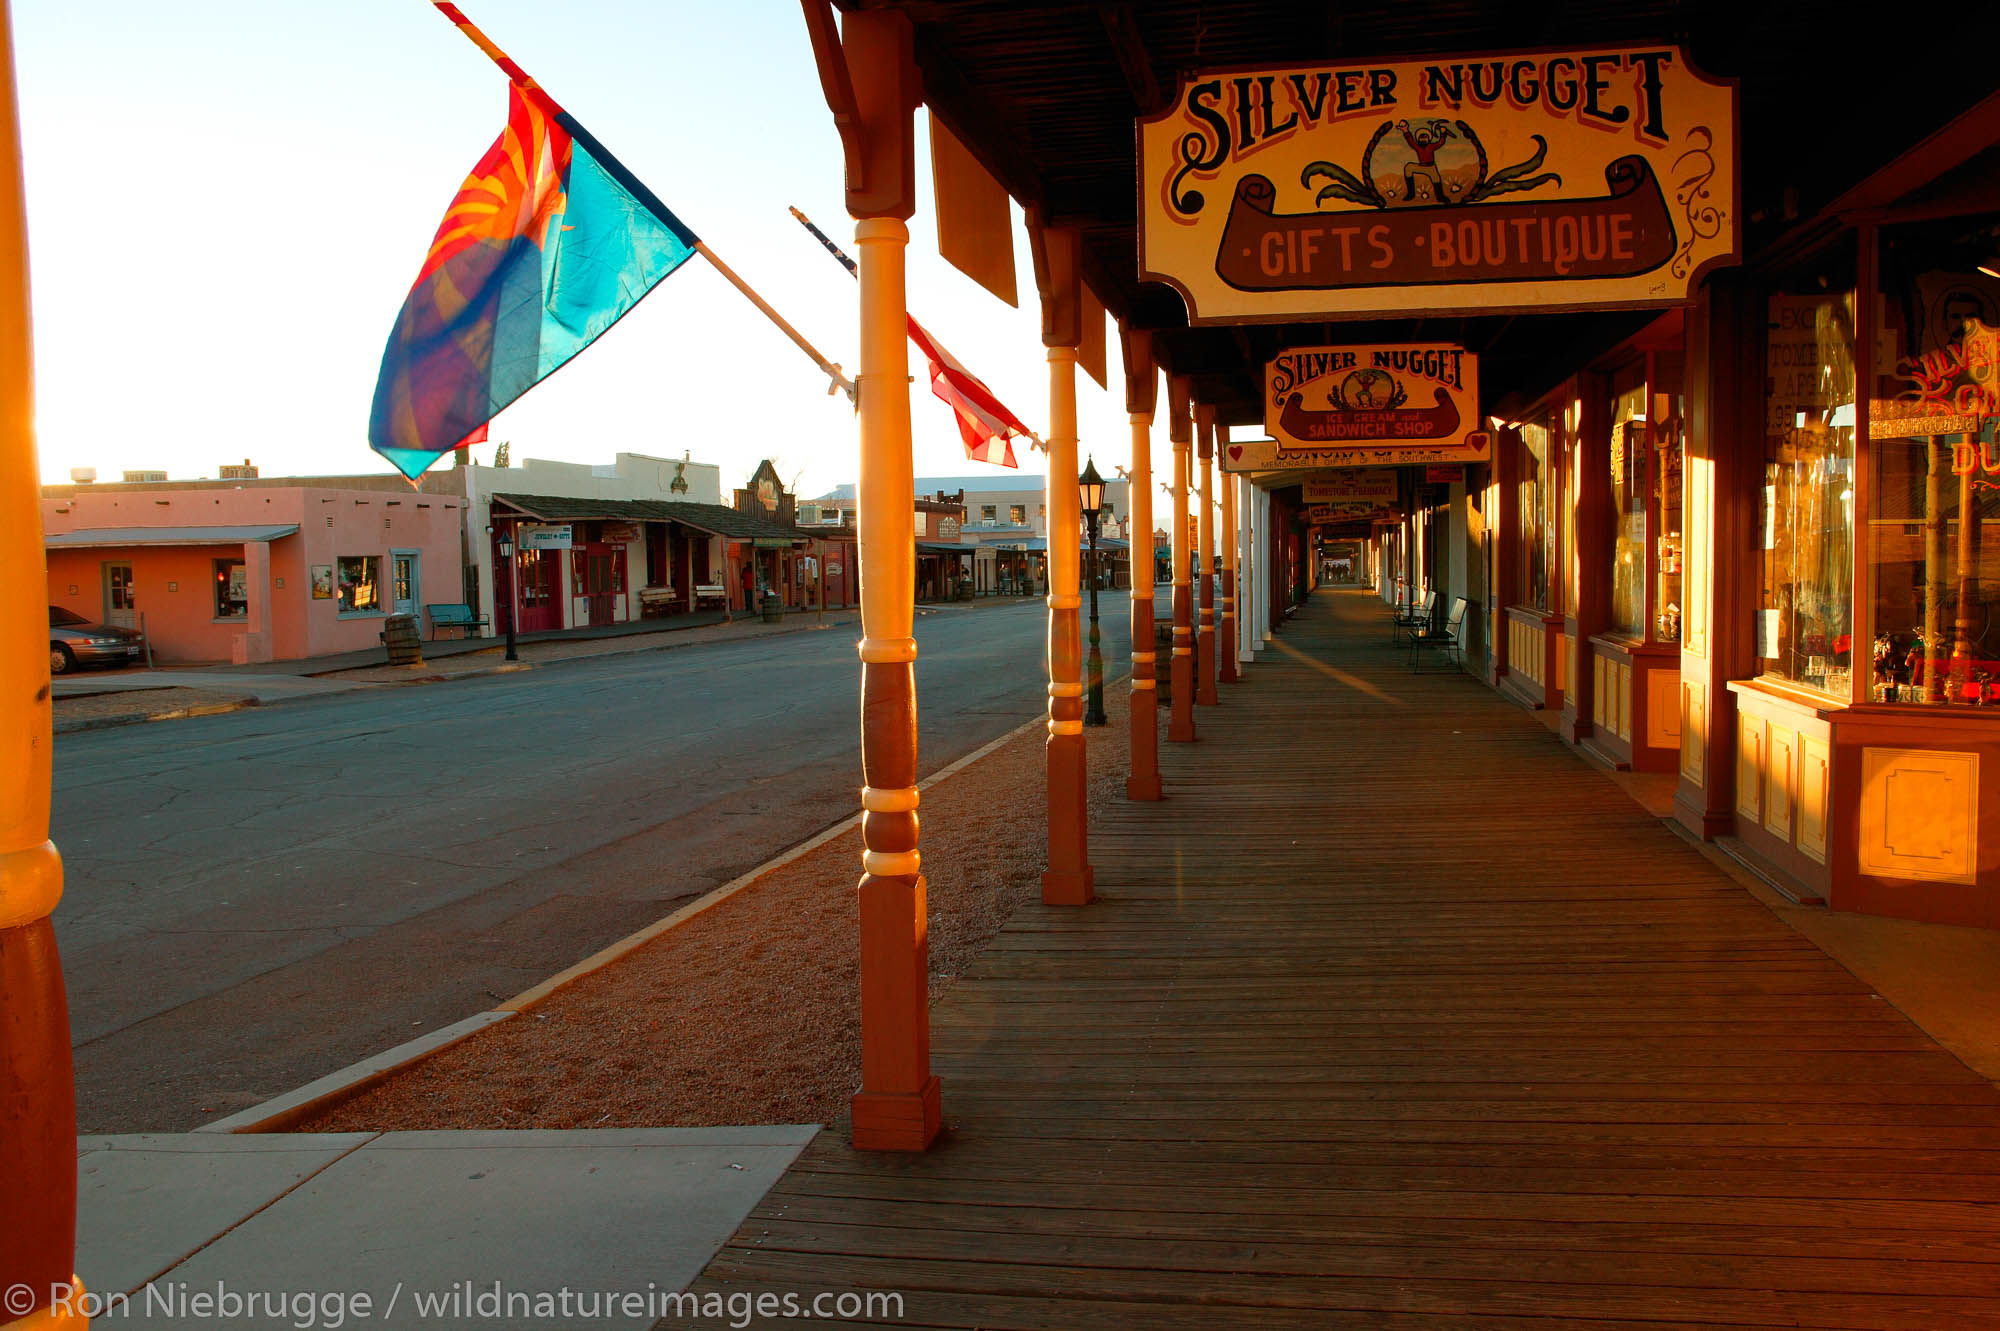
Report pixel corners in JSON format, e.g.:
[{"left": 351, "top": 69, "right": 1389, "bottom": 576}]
[
  {"left": 489, "top": 493, "right": 808, "bottom": 546},
  {"left": 45, "top": 524, "right": 299, "bottom": 548},
  {"left": 915, "top": 541, "right": 971, "bottom": 555}
]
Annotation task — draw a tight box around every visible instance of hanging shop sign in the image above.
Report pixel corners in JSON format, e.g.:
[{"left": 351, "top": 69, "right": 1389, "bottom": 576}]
[
  {"left": 1254, "top": 343, "right": 1487, "bottom": 467},
  {"left": 1305, "top": 502, "right": 1398, "bottom": 526},
  {"left": 1301, "top": 469, "right": 1397, "bottom": 510},
  {"left": 1138, "top": 47, "right": 1738, "bottom": 323},
  {"left": 518, "top": 523, "right": 573, "bottom": 550}
]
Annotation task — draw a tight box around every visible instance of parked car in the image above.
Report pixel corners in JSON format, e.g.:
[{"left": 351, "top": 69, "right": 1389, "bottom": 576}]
[{"left": 48, "top": 606, "right": 145, "bottom": 674}]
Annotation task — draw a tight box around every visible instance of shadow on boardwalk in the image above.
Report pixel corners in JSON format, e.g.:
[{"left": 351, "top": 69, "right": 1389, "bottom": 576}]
[{"left": 670, "top": 589, "right": 2000, "bottom": 1330}]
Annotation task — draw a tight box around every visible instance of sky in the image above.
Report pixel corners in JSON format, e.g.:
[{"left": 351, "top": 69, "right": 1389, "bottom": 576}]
[{"left": 14, "top": 0, "right": 1175, "bottom": 507}]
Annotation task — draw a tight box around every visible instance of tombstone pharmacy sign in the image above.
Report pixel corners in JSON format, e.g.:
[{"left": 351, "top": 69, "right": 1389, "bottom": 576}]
[{"left": 1139, "top": 47, "right": 1738, "bottom": 322}]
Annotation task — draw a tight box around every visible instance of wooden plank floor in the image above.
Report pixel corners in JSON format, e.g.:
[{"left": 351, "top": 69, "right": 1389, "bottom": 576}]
[{"left": 669, "top": 590, "right": 2000, "bottom": 1330}]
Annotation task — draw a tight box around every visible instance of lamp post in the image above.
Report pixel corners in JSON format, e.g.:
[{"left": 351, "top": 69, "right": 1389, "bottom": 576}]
[
  {"left": 1079, "top": 455, "right": 1107, "bottom": 727},
  {"left": 497, "top": 529, "right": 519, "bottom": 662}
]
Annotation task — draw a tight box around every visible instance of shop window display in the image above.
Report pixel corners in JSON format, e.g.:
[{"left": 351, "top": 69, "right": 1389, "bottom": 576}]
[
  {"left": 1608, "top": 369, "right": 1648, "bottom": 639},
  {"left": 1758, "top": 245, "right": 1856, "bottom": 697},
  {"left": 1518, "top": 414, "right": 1557, "bottom": 611},
  {"left": 336, "top": 554, "right": 382, "bottom": 614},
  {"left": 1868, "top": 214, "right": 2000, "bottom": 704}
]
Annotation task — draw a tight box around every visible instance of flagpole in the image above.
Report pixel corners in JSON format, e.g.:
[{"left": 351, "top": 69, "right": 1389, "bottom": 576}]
[
  {"left": 791, "top": 205, "right": 1046, "bottom": 452},
  {"left": 431, "top": 2, "right": 856, "bottom": 402},
  {"left": 693, "top": 241, "right": 854, "bottom": 401}
]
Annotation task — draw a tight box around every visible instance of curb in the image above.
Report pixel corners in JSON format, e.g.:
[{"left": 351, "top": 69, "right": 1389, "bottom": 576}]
[
  {"left": 307, "top": 611, "right": 865, "bottom": 683},
  {"left": 203, "top": 705, "right": 1053, "bottom": 1135},
  {"left": 196, "top": 1012, "right": 512, "bottom": 1135},
  {"left": 54, "top": 697, "right": 258, "bottom": 735},
  {"left": 60, "top": 613, "right": 871, "bottom": 731}
]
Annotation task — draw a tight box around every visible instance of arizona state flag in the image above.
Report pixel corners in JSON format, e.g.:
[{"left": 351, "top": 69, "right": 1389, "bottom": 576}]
[{"left": 369, "top": 77, "right": 697, "bottom": 480}]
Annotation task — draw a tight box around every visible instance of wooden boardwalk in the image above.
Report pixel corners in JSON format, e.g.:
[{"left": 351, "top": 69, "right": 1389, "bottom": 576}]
[{"left": 673, "top": 590, "right": 2000, "bottom": 1329}]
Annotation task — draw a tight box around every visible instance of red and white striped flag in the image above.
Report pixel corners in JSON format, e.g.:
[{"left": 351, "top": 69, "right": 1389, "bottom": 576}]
[
  {"left": 906, "top": 316, "right": 1028, "bottom": 469},
  {"left": 790, "top": 206, "right": 1033, "bottom": 469}
]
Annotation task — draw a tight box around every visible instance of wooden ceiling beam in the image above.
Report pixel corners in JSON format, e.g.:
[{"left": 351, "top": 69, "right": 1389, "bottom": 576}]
[
  {"left": 1098, "top": 4, "right": 1163, "bottom": 116},
  {"left": 911, "top": 35, "right": 1044, "bottom": 215}
]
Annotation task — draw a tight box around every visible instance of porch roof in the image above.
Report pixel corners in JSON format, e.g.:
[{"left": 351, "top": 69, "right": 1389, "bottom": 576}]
[
  {"left": 842, "top": 0, "right": 1997, "bottom": 418},
  {"left": 45, "top": 524, "right": 299, "bottom": 548},
  {"left": 489, "top": 493, "right": 808, "bottom": 544}
]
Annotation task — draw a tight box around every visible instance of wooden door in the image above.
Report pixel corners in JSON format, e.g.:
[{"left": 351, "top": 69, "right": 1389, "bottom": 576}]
[{"left": 102, "top": 561, "right": 136, "bottom": 627}]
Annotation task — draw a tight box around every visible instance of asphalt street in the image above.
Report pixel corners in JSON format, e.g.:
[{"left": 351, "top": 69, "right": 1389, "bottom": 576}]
[{"left": 53, "top": 596, "right": 1141, "bottom": 1131}]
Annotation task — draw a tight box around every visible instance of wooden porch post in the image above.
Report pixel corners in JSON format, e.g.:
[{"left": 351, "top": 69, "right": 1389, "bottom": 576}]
[
  {"left": 0, "top": 0, "right": 85, "bottom": 1315},
  {"left": 806, "top": 2, "right": 939, "bottom": 1151},
  {"left": 1220, "top": 460, "right": 1239, "bottom": 684},
  {"left": 1030, "top": 215, "right": 1092, "bottom": 906},
  {"left": 1673, "top": 271, "right": 1759, "bottom": 840},
  {"left": 1121, "top": 326, "right": 1162, "bottom": 800},
  {"left": 1167, "top": 375, "right": 1197, "bottom": 742},
  {"left": 1562, "top": 375, "right": 1611, "bottom": 748},
  {"left": 1488, "top": 429, "right": 1519, "bottom": 688},
  {"left": 1195, "top": 405, "right": 1220, "bottom": 705}
]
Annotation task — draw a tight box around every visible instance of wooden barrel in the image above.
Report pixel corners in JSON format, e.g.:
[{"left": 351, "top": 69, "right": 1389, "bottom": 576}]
[{"left": 381, "top": 614, "right": 425, "bottom": 667}]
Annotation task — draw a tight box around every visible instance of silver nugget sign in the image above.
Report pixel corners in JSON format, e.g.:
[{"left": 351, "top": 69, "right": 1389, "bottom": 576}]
[
  {"left": 1236, "top": 343, "right": 1486, "bottom": 469},
  {"left": 1139, "top": 48, "right": 1738, "bottom": 323}
]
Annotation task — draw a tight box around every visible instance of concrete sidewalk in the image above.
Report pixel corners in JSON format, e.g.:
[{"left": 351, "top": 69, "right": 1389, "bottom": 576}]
[
  {"left": 74, "top": 1127, "right": 816, "bottom": 1329},
  {"left": 53, "top": 670, "right": 388, "bottom": 703}
]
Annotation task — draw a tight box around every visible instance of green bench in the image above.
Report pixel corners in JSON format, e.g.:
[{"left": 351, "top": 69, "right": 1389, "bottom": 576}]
[{"left": 425, "top": 603, "right": 488, "bottom": 641}]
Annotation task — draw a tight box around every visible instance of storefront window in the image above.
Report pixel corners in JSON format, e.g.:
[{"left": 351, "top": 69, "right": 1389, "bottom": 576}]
[
  {"left": 337, "top": 554, "right": 382, "bottom": 613},
  {"left": 1517, "top": 415, "right": 1556, "bottom": 611},
  {"left": 1759, "top": 245, "right": 1857, "bottom": 695},
  {"left": 1608, "top": 368, "right": 1648, "bottom": 639},
  {"left": 517, "top": 549, "right": 554, "bottom": 607},
  {"left": 213, "top": 558, "right": 247, "bottom": 619},
  {"left": 1867, "top": 214, "right": 2000, "bottom": 704}
]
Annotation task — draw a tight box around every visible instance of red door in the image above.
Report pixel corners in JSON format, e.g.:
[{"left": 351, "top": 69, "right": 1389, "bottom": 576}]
[
  {"left": 576, "top": 543, "right": 619, "bottom": 625},
  {"left": 511, "top": 547, "right": 560, "bottom": 632}
]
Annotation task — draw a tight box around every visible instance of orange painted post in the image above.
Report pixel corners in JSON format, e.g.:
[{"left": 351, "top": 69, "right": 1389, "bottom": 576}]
[
  {"left": 0, "top": 0, "right": 87, "bottom": 1320},
  {"left": 1031, "top": 216, "right": 1092, "bottom": 906},
  {"left": 1195, "top": 405, "right": 1220, "bottom": 706},
  {"left": 1166, "top": 376, "right": 1197, "bottom": 743},
  {"left": 1219, "top": 451, "right": 1239, "bottom": 685},
  {"left": 810, "top": 5, "right": 938, "bottom": 1152},
  {"left": 1120, "top": 327, "right": 1162, "bottom": 800}
]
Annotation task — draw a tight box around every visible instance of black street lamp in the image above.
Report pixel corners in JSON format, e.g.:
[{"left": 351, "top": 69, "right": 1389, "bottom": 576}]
[
  {"left": 496, "top": 528, "right": 519, "bottom": 662},
  {"left": 1079, "top": 455, "right": 1107, "bottom": 727}
]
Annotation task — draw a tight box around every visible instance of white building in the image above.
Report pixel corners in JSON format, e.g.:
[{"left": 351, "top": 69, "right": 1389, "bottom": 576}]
[
  {"left": 817, "top": 472, "right": 1132, "bottom": 595},
  {"left": 453, "top": 451, "right": 742, "bottom": 632}
]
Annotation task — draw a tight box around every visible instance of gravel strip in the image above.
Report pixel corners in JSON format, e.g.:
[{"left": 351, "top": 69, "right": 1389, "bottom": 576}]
[
  {"left": 53, "top": 686, "right": 253, "bottom": 726},
  {"left": 301, "top": 678, "right": 1137, "bottom": 1131}
]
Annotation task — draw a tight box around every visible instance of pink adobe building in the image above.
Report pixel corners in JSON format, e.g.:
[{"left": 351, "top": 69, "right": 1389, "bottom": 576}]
[{"left": 42, "top": 481, "right": 464, "bottom": 664}]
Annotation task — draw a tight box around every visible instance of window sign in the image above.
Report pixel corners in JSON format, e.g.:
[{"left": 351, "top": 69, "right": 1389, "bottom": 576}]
[
  {"left": 1139, "top": 47, "right": 1738, "bottom": 322},
  {"left": 1867, "top": 217, "right": 2000, "bottom": 705}
]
